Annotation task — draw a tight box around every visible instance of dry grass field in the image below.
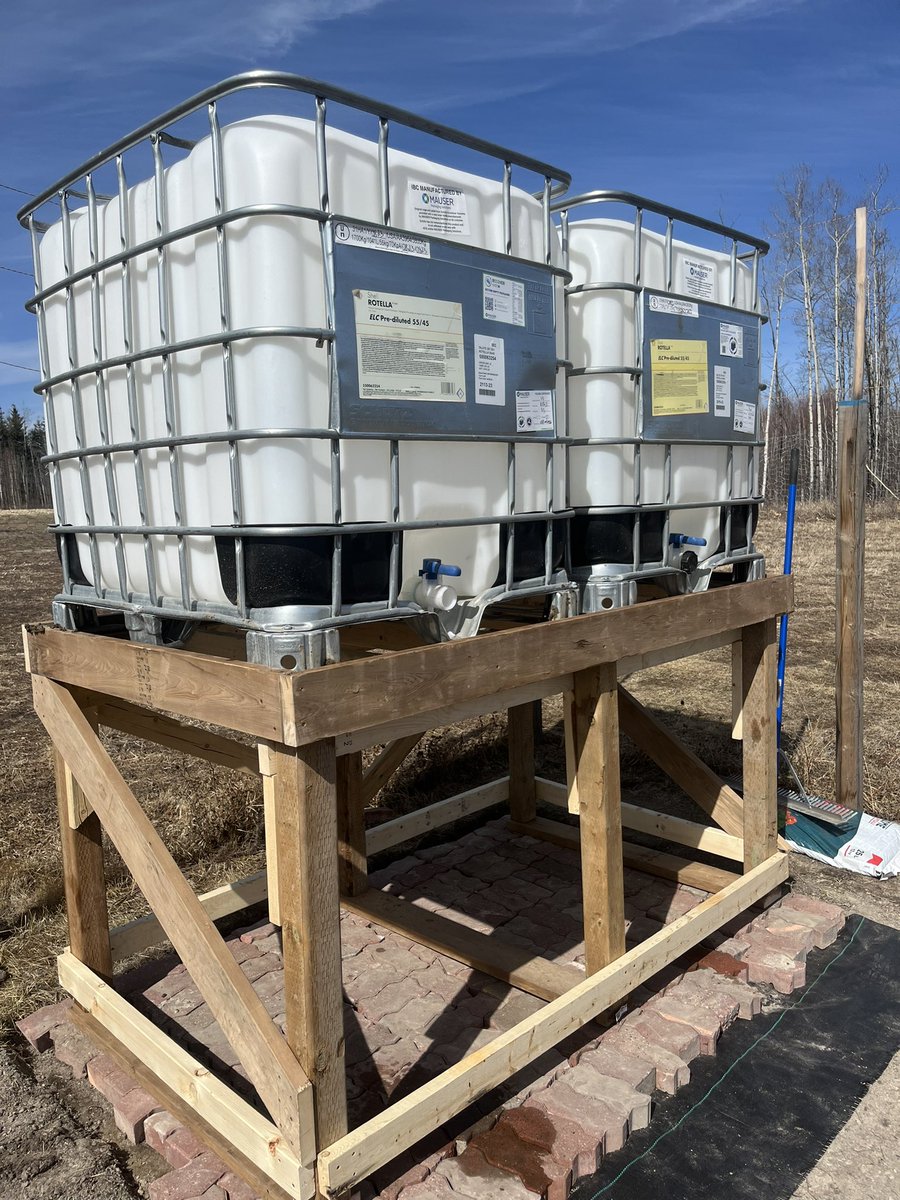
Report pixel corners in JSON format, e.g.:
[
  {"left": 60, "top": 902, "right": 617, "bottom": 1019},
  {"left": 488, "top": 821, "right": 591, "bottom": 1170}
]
[{"left": 0, "top": 504, "right": 898, "bottom": 1032}]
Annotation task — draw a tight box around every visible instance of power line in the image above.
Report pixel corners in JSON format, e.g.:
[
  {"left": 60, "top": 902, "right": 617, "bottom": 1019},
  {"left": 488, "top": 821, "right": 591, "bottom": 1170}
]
[
  {"left": 0, "top": 263, "right": 33, "bottom": 278},
  {"left": 0, "top": 359, "right": 39, "bottom": 374},
  {"left": 0, "top": 181, "right": 34, "bottom": 197}
]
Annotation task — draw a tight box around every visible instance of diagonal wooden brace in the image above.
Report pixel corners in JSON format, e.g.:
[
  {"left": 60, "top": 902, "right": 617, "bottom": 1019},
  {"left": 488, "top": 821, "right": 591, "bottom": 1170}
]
[
  {"left": 31, "top": 675, "right": 316, "bottom": 1167},
  {"left": 617, "top": 685, "right": 745, "bottom": 837}
]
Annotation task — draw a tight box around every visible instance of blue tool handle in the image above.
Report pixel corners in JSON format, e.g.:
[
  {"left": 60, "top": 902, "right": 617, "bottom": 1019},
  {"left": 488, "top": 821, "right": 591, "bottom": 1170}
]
[{"left": 776, "top": 448, "right": 800, "bottom": 746}]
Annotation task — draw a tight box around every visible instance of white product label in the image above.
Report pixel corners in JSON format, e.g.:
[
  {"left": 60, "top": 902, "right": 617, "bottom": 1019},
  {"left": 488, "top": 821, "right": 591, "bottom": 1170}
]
[
  {"left": 733, "top": 398, "right": 756, "bottom": 434},
  {"left": 714, "top": 365, "right": 732, "bottom": 417},
  {"left": 720, "top": 322, "right": 744, "bottom": 358},
  {"left": 353, "top": 289, "right": 465, "bottom": 402},
  {"left": 408, "top": 182, "right": 470, "bottom": 236},
  {"left": 474, "top": 334, "right": 505, "bottom": 406},
  {"left": 515, "top": 389, "right": 554, "bottom": 432},
  {"left": 483, "top": 273, "right": 525, "bottom": 327},
  {"left": 683, "top": 257, "right": 716, "bottom": 300},
  {"left": 334, "top": 221, "right": 430, "bottom": 259},
  {"left": 648, "top": 294, "right": 698, "bottom": 318}
]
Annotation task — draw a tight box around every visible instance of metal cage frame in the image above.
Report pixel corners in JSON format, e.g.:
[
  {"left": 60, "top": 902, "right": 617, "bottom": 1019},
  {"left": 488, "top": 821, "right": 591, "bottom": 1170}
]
[
  {"left": 19, "top": 71, "right": 575, "bottom": 662},
  {"left": 553, "top": 189, "right": 770, "bottom": 609}
]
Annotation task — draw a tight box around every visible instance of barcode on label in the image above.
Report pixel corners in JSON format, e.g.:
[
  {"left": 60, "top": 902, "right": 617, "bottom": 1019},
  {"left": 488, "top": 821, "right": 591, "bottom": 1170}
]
[
  {"left": 440, "top": 382, "right": 453, "bottom": 394},
  {"left": 479, "top": 388, "right": 496, "bottom": 397}
]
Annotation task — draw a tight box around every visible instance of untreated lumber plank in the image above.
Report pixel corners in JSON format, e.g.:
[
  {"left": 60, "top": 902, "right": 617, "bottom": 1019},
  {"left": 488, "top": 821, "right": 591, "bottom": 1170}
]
[
  {"left": 269, "top": 741, "right": 347, "bottom": 1155},
  {"left": 361, "top": 734, "right": 423, "bottom": 803},
  {"left": 32, "top": 677, "right": 314, "bottom": 1164},
  {"left": 535, "top": 778, "right": 745, "bottom": 861},
  {"left": 617, "top": 686, "right": 745, "bottom": 838},
  {"left": 337, "top": 751, "right": 367, "bottom": 897},
  {"left": 318, "top": 853, "right": 790, "bottom": 1193},
  {"left": 60, "top": 954, "right": 312, "bottom": 1199},
  {"left": 343, "top": 889, "right": 580, "bottom": 1002},
  {"left": 571, "top": 664, "right": 626, "bottom": 973},
  {"left": 85, "top": 692, "right": 259, "bottom": 774},
  {"left": 336, "top": 676, "right": 570, "bottom": 756},
  {"left": 25, "top": 626, "right": 286, "bottom": 742},
  {"left": 258, "top": 745, "right": 282, "bottom": 926},
  {"left": 109, "top": 871, "right": 268, "bottom": 962},
  {"left": 741, "top": 619, "right": 779, "bottom": 870},
  {"left": 54, "top": 743, "right": 112, "bottom": 983},
  {"left": 364, "top": 778, "right": 509, "bottom": 856},
  {"left": 287, "top": 578, "right": 791, "bottom": 749},
  {"left": 507, "top": 703, "right": 537, "bottom": 824},
  {"left": 508, "top": 816, "right": 740, "bottom": 894}
]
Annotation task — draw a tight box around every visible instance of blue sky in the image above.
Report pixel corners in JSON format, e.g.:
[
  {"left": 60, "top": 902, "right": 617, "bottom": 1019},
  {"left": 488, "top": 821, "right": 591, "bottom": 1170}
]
[{"left": 1, "top": 0, "right": 897, "bottom": 422}]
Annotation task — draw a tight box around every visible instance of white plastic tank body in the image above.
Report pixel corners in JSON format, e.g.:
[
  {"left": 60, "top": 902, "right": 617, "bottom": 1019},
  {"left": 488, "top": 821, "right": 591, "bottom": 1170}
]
[
  {"left": 560, "top": 204, "right": 765, "bottom": 605},
  {"left": 33, "top": 91, "right": 568, "bottom": 636}
]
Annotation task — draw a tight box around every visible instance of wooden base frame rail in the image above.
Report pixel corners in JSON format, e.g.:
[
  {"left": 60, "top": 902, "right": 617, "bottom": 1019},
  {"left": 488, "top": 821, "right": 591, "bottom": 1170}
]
[{"left": 25, "top": 575, "right": 791, "bottom": 1199}]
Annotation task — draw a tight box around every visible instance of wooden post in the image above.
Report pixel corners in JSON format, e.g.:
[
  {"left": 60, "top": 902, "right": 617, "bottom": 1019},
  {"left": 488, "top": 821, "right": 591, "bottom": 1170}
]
[
  {"left": 271, "top": 739, "right": 348, "bottom": 1159},
  {"left": 741, "top": 619, "right": 778, "bottom": 870},
  {"left": 836, "top": 205, "right": 868, "bottom": 809},
  {"left": 54, "top": 727, "right": 113, "bottom": 982},
  {"left": 507, "top": 702, "right": 537, "bottom": 824},
  {"left": 336, "top": 751, "right": 367, "bottom": 896},
  {"left": 570, "top": 664, "right": 626, "bottom": 974}
]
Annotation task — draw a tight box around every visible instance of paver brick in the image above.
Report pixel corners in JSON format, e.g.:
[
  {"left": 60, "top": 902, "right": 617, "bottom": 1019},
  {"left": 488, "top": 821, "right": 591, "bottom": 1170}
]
[
  {"left": 501, "top": 1103, "right": 600, "bottom": 1179},
  {"left": 145, "top": 1109, "right": 182, "bottom": 1156},
  {"left": 238, "top": 921, "right": 277, "bottom": 944},
  {"left": 677, "top": 968, "right": 762, "bottom": 1019},
  {"left": 436, "top": 1146, "right": 535, "bottom": 1198},
  {"left": 573, "top": 1044, "right": 655, "bottom": 1094},
  {"left": 530, "top": 1079, "right": 627, "bottom": 1153},
  {"left": 217, "top": 1170, "right": 261, "bottom": 1200},
  {"left": 382, "top": 995, "right": 449, "bottom": 1042},
  {"left": 147, "top": 1152, "right": 228, "bottom": 1200},
  {"left": 625, "top": 1010, "right": 701, "bottom": 1062},
  {"left": 763, "top": 906, "right": 842, "bottom": 949},
  {"left": 560, "top": 1065, "right": 651, "bottom": 1133},
  {"left": 746, "top": 920, "right": 816, "bottom": 957},
  {"left": 600, "top": 1023, "right": 690, "bottom": 1094},
  {"left": 160, "top": 1124, "right": 207, "bottom": 1168},
  {"left": 358, "top": 977, "right": 425, "bottom": 1024},
  {"left": 689, "top": 949, "right": 749, "bottom": 982},
  {"left": 645, "top": 995, "right": 722, "bottom": 1054},
  {"left": 665, "top": 979, "right": 739, "bottom": 1029},
  {"left": 395, "top": 1172, "right": 457, "bottom": 1199},
  {"left": 470, "top": 1117, "right": 572, "bottom": 1200},
  {"left": 15, "top": 998, "right": 73, "bottom": 1052},
  {"left": 50, "top": 1021, "right": 98, "bottom": 1078},
  {"left": 114, "top": 1085, "right": 163, "bottom": 1143},
  {"left": 780, "top": 893, "right": 844, "bottom": 924},
  {"left": 741, "top": 943, "right": 805, "bottom": 993},
  {"left": 87, "top": 1053, "right": 137, "bottom": 1104}
]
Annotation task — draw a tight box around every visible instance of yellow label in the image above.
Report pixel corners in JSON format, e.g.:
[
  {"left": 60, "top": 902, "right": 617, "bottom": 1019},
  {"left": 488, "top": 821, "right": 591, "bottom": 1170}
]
[{"left": 650, "top": 339, "right": 709, "bottom": 415}]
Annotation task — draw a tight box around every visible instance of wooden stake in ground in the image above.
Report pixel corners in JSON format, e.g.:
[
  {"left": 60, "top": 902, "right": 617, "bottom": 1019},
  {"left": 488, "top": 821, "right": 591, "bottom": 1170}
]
[{"left": 835, "top": 205, "right": 868, "bottom": 809}]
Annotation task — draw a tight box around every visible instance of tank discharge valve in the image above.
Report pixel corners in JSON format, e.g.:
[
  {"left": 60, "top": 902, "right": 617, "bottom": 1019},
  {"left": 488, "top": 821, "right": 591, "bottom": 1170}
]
[
  {"left": 669, "top": 533, "right": 707, "bottom": 575},
  {"left": 415, "top": 559, "right": 462, "bottom": 613}
]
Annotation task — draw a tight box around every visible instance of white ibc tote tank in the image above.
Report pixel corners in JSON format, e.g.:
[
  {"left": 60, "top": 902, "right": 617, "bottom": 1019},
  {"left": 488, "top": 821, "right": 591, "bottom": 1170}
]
[
  {"left": 555, "top": 192, "right": 768, "bottom": 610},
  {"left": 23, "top": 73, "right": 572, "bottom": 663}
]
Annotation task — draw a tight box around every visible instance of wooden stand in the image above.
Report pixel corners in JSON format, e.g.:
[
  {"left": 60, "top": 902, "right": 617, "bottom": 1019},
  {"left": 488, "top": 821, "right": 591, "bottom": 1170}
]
[{"left": 25, "top": 575, "right": 791, "bottom": 1199}]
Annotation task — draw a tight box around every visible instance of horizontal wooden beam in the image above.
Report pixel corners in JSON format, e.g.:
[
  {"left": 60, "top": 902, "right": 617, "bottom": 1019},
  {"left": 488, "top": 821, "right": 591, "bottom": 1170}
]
[
  {"left": 364, "top": 778, "right": 509, "bottom": 856},
  {"left": 342, "top": 889, "right": 581, "bottom": 1002},
  {"left": 24, "top": 625, "right": 286, "bottom": 743},
  {"left": 109, "top": 871, "right": 268, "bottom": 963},
  {"left": 60, "top": 953, "right": 313, "bottom": 1199},
  {"left": 509, "top": 816, "right": 740, "bottom": 894},
  {"left": 291, "top": 578, "right": 791, "bottom": 749},
  {"left": 535, "top": 778, "right": 745, "bottom": 862},
  {"left": 318, "top": 852, "right": 789, "bottom": 1193},
  {"left": 84, "top": 692, "right": 259, "bottom": 775}
]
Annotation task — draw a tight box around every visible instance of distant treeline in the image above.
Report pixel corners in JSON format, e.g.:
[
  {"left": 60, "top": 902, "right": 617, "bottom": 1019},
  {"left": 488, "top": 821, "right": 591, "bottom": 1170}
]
[
  {"left": 0, "top": 406, "right": 51, "bottom": 509},
  {"left": 761, "top": 166, "right": 900, "bottom": 503}
]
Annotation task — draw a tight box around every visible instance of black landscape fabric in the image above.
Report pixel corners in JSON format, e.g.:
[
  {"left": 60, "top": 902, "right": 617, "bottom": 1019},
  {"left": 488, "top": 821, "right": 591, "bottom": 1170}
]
[{"left": 572, "top": 914, "right": 900, "bottom": 1200}]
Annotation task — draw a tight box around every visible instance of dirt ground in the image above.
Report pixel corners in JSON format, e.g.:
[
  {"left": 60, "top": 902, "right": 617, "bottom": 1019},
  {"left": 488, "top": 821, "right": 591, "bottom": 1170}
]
[{"left": 0, "top": 504, "right": 898, "bottom": 1199}]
